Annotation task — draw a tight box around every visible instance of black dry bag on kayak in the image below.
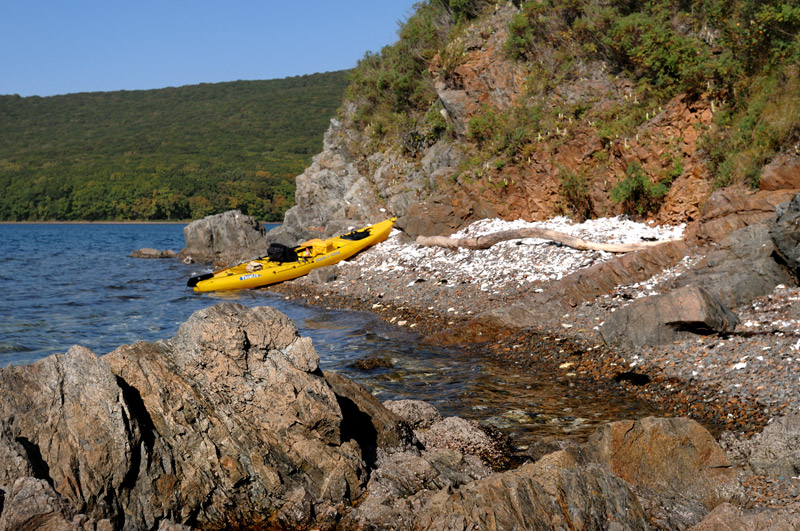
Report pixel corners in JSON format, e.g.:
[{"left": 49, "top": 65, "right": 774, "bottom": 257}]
[{"left": 267, "top": 243, "right": 298, "bottom": 264}]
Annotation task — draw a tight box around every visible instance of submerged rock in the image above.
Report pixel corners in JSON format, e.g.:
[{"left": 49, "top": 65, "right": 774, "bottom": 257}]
[
  {"left": 130, "top": 247, "right": 177, "bottom": 259},
  {"left": 178, "top": 209, "right": 268, "bottom": 267}
]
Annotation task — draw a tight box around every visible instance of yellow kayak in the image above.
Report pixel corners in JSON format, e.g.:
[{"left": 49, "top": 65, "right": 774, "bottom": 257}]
[{"left": 188, "top": 218, "right": 395, "bottom": 292}]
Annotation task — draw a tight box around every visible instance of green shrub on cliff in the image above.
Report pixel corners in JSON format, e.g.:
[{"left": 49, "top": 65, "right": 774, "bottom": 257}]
[
  {"left": 504, "top": 0, "right": 800, "bottom": 192},
  {"left": 347, "top": 0, "right": 496, "bottom": 148},
  {"left": 611, "top": 161, "right": 670, "bottom": 217}
]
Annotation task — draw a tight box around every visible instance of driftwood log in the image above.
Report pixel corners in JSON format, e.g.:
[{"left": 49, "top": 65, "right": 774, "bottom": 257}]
[{"left": 416, "top": 228, "right": 679, "bottom": 253}]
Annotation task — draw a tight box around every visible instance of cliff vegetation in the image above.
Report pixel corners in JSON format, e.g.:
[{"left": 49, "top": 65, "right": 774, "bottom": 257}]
[{"left": 343, "top": 0, "right": 800, "bottom": 224}]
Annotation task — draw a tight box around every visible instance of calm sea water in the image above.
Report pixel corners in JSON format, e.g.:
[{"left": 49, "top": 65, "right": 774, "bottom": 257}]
[{"left": 0, "top": 223, "right": 661, "bottom": 447}]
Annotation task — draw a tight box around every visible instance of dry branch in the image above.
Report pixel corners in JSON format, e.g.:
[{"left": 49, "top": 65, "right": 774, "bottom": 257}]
[{"left": 416, "top": 228, "right": 679, "bottom": 253}]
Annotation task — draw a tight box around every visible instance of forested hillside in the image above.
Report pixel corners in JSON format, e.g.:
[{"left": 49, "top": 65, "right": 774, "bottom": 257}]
[{"left": 0, "top": 71, "right": 348, "bottom": 221}]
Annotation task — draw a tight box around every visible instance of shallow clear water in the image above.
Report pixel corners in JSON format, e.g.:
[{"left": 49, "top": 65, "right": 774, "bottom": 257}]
[{"left": 0, "top": 223, "right": 662, "bottom": 447}]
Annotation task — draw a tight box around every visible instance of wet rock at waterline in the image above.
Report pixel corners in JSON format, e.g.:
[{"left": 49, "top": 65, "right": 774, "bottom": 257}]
[
  {"left": 600, "top": 285, "right": 739, "bottom": 348},
  {"left": 178, "top": 209, "right": 268, "bottom": 267},
  {"left": 129, "top": 247, "right": 177, "bottom": 259},
  {"left": 383, "top": 399, "right": 443, "bottom": 430}
]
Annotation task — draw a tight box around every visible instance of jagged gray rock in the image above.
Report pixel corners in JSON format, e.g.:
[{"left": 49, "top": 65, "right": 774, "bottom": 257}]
[
  {"left": 383, "top": 399, "right": 443, "bottom": 430},
  {"left": 104, "top": 304, "right": 366, "bottom": 529},
  {"left": 586, "top": 417, "right": 742, "bottom": 529},
  {"left": 0, "top": 304, "right": 367, "bottom": 530},
  {"left": 416, "top": 450, "right": 651, "bottom": 531},
  {"left": 600, "top": 285, "right": 739, "bottom": 348},
  {"left": 0, "top": 477, "right": 112, "bottom": 531},
  {"left": 178, "top": 209, "right": 268, "bottom": 267},
  {"left": 341, "top": 449, "right": 492, "bottom": 530},
  {"left": 724, "top": 414, "right": 800, "bottom": 477},
  {"left": 268, "top": 100, "right": 467, "bottom": 245},
  {"left": 672, "top": 222, "right": 795, "bottom": 309},
  {"left": 772, "top": 193, "right": 800, "bottom": 280},
  {"left": 0, "top": 345, "right": 142, "bottom": 528}
]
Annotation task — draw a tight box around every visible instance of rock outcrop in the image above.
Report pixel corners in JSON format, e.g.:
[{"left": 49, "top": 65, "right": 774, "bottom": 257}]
[
  {"left": 771, "top": 193, "right": 800, "bottom": 280},
  {"left": 0, "top": 304, "right": 369, "bottom": 529},
  {"left": 599, "top": 285, "right": 739, "bottom": 348},
  {"left": 481, "top": 239, "right": 691, "bottom": 327},
  {"left": 685, "top": 186, "right": 797, "bottom": 245},
  {"left": 179, "top": 210, "right": 268, "bottom": 267},
  {"left": 586, "top": 417, "right": 742, "bottom": 529},
  {"left": 721, "top": 414, "right": 800, "bottom": 478},
  {"left": 669, "top": 221, "right": 795, "bottom": 309},
  {"left": 415, "top": 451, "right": 650, "bottom": 531},
  {"left": 760, "top": 153, "right": 800, "bottom": 192}
]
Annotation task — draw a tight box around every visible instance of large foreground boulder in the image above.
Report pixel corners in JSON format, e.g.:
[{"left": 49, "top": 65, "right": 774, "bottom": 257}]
[
  {"left": 0, "top": 307, "right": 762, "bottom": 530},
  {"left": 600, "top": 285, "right": 739, "bottom": 348},
  {"left": 586, "top": 417, "right": 742, "bottom": 529},
  {"left": 179, "top": 209, "right": 268, "bottom": 267},
  {"left": 0, "top": 304, "right": 368, "bottom": 530}
]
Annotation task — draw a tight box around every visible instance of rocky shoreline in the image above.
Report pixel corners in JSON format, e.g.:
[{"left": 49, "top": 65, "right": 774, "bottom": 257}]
[{"left": 2, "top": 303, "right": 799, "bottom": 529}]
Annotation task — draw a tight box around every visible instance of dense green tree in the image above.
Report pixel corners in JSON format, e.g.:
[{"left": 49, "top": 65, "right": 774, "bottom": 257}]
[{"left": 0, "top": 72, "right": 348, "bottom": 221}]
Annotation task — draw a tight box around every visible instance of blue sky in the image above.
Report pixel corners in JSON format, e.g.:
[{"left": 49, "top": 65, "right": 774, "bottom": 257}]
[{"left": 1, "top": 1, "right": 419, "bottom": 97}]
